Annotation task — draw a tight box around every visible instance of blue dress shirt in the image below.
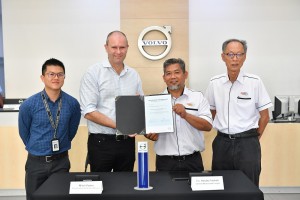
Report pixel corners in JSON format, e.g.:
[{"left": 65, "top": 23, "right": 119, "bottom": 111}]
[{"left": 18, "top": 90, "right": 81, "bottom": 156}]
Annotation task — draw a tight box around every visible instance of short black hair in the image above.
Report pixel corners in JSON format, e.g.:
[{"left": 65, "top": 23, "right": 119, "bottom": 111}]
[
  {"left": 42, "top": 58, "right": 65, "bottom": 75},
  {"left": 163, "top": 58, "right": 186, "bottom": 74}
]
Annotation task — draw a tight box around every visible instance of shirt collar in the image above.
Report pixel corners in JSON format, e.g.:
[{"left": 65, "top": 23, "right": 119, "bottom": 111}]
[
  {"left": 163, "top": 86, "right": 187, "bottom": 97},
  {"left": 42, "top": 89, "right": 62, "bottom": 102},
  {"left": 103, "top": 59, "right": 128, "bottom": 75},
  {"left": 223, "top": 70, "right": 245, "bottom": 84},
  {"left": 236, "top": 70, "right": 245, "bottom": 84}
]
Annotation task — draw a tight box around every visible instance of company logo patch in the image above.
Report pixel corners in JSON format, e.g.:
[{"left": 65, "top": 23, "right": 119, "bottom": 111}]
[
  {"left": 240, "top": 92, "right": 248, "bottom": 96},
  {"left": 186, "top": 102, "right": 194, "bottom": 107}
]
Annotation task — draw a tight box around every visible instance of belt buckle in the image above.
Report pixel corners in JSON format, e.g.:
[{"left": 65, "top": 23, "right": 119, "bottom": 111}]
[
  {"left": 175, "top": 155, "right": 185, "bottom": 161},
  {"left": 116, "top": 135, "right": 128, "bottom": 141},
  {"left": 229, "top": 134, "right": 236, "bottom": 140},
  {"left": 46, "top": 156, "right": 52, "bottom": 162},
  {"left": 116, "top": 135, "right": 122, "bottom": 141},
  {"left": 179, "top": 156, "right": 186, "bottom": 161}
]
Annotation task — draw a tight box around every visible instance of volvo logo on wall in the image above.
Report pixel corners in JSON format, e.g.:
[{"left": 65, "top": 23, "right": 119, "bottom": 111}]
[{"left": 138, "top": 26, "right": 172, "bottom": 60}]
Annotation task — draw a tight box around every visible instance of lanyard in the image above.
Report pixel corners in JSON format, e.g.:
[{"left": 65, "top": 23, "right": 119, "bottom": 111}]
[{"left": 41, "top": 92, "right": 62, "bottom": 139}]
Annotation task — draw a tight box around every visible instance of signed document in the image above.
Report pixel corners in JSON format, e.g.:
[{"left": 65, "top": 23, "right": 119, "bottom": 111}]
[
  {"left": 115, "top": 94, "right": 174, "bottom": 135},
  {"left": 144, "top": 94, "right": 174, "bottom": 133}
]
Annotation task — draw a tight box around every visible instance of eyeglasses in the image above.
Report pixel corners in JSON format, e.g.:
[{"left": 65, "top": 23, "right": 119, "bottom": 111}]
[
  {"left": 224, "top": 52, "right": 245, "bottom": 59},
  {"left": 45, "top": 72, "right": 65, "bottom": 79}
]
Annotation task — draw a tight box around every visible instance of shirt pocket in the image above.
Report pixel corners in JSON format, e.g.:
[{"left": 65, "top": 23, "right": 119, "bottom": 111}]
[
  {"left": 237, "top": 96, "right": 252, "bottom": 105},
  {"left": 184, "top": 107, "right": 199, "bottom": 115}
]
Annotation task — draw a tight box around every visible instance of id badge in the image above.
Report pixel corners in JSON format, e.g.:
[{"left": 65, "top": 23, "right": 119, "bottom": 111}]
[{"left": 51, "top": 139, "right": 60, "bottom": 152}]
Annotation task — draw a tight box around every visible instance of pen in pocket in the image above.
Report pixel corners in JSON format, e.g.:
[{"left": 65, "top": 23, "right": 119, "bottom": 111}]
[{"left": 185, "top": 107, "right": 198, "bottom": 111}]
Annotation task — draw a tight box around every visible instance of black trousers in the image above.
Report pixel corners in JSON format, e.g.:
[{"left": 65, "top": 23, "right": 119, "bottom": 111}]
[
  {"left": 25, "top": 154, "right": 70, "bottom": 200},
  {"left": 212, "top": 135, "right": 261, "bottom": 186},
  {"left": 88, "top": 134, "right": 135, "bottom": 172},
  {"left": 156, "top": 152, "right": 204, "bottom": 172}
]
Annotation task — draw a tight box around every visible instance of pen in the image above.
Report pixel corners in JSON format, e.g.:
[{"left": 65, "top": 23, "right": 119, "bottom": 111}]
[{"left": 185, "top": 107, "right": 198, "bottom": 111}]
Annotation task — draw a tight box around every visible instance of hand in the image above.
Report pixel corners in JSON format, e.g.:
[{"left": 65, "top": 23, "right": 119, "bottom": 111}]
[
  {"left": 173, "top": 103, "right": 187, "bottom": 118},
  {"left": 144, "top": 133, "right": 158, "bottom": 141},
  {"left": 128, "top": 133, "right": 137, "bottom": 137}
]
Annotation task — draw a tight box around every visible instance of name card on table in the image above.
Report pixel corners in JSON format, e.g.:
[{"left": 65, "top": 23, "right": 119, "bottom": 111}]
[
  {"left": 191, "top": 176, "right": 224, "bottom": 191},
  {"left": 69, "top": 181, "right": 103, "bottom": 194},
  {"left": 3, "top": 104, "right": 20, "bottom": 111}
]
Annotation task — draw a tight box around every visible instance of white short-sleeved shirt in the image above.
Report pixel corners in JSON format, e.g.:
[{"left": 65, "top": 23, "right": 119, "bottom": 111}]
[
  {"left": 205, "top": 71, "right": 272, "bottom": 134},
  {"left": 154, "top": 87, "right": 213, "bottom": 156},
  {"left": 79, "top": 59, "right": 144, "bottom": 134}
]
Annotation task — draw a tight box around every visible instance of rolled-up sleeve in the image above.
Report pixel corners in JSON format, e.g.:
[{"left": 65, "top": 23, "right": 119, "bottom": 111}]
[{"left": 79, "top": 68, "right": 99, "bottom": 117}]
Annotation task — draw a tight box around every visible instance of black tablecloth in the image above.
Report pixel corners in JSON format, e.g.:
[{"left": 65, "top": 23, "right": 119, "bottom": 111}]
[{"left": 32, "top": 170, "right": 264, "bottom": 200}]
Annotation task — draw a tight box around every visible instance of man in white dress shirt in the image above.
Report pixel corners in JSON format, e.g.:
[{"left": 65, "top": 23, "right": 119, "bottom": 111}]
[
  {"left": 79, "top": 31, "right": 144, "bottom": 172},
  {"left": 205, "top": 39, "right": 272, "bottom": 186},
  {"left": 146, "top": 58, "right": 212, "bottom": 172}
]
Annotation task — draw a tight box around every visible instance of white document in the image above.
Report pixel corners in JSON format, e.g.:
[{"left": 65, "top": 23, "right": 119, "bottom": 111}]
[
  {"left": 191, "top": 176, "right": 224, "bottom": 191},
  {"left": 144, "top": 94, "right": 174, "bottom": 133},
  {"left": 69, "top": 181, "right": 103, "bottom": 194}
]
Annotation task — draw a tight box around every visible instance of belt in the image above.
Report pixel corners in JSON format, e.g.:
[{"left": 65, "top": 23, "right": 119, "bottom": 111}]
[
  {"left": 217, "top": 128, "right": 258, "bottom": 139},
  {"left": 160, "top": 151, "right": 199, "bottom": 161},
  {"left": 89, "top": 133, "right": 130, "bottom": 141},
  {"left": 28, "top": 151, "right": 68, "bottom": 163}
]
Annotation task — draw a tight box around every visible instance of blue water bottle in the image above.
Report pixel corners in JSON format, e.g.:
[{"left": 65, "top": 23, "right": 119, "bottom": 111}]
[{"left": 134, "top": 141, "right": 153, "bottom": 190}]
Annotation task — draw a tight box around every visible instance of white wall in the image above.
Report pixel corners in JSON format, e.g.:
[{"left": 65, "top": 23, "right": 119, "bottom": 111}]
[
  {"left": 2, "top": 0, "right": 300, "bottom": 112},
  {"left": 2, "top": 0, "right": 120, "bottom": 99},
  {"left": 189, "top": 0, "right": 300, "bottom": 109}
]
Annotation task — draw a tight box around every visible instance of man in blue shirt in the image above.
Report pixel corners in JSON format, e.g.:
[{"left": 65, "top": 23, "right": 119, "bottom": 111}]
[
  {"left": 0, "top": 85, "right": 3, "bottom": 108},
  {"left": 18, "top": 58, "right": 81, "bottom": 200}
]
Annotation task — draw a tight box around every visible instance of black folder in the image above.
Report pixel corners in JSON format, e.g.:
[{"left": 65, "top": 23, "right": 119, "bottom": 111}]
[
  {"left": 115, "top": 95, "right": 174, "bottom": 135},
  {"left": 115, "top": 96, "right": 146, "bottom": 135}
]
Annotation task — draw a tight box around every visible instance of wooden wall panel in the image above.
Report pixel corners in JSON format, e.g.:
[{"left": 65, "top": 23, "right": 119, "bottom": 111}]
[
  {"left": 0, "top": 127, "right": 27, "bottom": 188},
  {"left": 121, "top": 1, "right": 189, "bottom": 95},
  {"left": 260, "top": 124, "right": 300, "bottom": 186},
  {"left": 121, "top": 0, "right": 188, "bottom": 19},
  {"left": 1, "top": 124, "right": 300, "bottom": 188}
]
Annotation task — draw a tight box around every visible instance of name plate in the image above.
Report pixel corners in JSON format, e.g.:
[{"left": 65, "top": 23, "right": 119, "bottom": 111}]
[
  {"left": 69, "top": 181, "right": 103, "bottom": 194},
  {"left": 191, "top": 176, "right": 224, "bottom": 191},
  {"left": 3, "top": 104, "right": 20, "bottom": 110}
]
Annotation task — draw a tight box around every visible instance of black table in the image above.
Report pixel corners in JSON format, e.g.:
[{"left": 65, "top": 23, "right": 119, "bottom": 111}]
[{"left": 32, "top": 170, "right": 264, "bottom": 200}]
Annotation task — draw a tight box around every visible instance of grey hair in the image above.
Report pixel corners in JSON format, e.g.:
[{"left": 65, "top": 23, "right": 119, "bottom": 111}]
[
  {"left": 163, "top": 58, "right": 186, "bottom": 74},
  {"left": 222, "top": 39, "right": 247, "bottom": 53}
]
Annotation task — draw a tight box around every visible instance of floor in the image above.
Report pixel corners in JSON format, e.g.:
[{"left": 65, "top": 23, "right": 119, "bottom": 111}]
[{"left": 264, "top": 194, "right": 300, "bottom": 200}]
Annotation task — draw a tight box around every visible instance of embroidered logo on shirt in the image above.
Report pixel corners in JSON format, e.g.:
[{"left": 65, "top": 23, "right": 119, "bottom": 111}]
[
  {"left": 240, "top": 92, "right": 248, "bottom": 96},
  {"left": 238, "top": 91, "right": 251, "bottom": 100},
  {"left": 186, "top": 102, "right": 194, "bottom": 107}
]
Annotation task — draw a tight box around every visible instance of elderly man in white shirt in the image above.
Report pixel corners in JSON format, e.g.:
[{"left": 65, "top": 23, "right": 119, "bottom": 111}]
[{"left": 205, "top": 39, "right": 272, "bottom": 186}]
